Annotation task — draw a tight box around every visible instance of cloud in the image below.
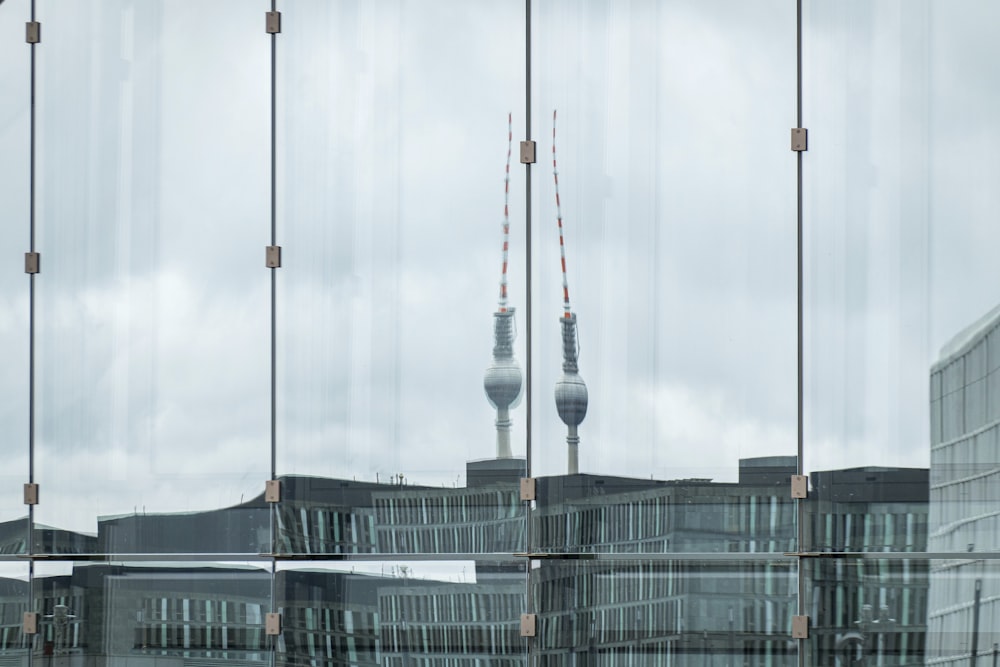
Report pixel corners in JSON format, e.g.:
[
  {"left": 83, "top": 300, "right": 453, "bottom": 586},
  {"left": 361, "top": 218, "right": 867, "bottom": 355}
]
[{"left": 6, "top": 0, "right": 1000, "bottom": 541}]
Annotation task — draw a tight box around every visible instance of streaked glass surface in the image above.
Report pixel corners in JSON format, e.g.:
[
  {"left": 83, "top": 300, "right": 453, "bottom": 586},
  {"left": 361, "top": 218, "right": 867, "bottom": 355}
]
[
  {"left": 530, "top": 0, "right": 797, "bottom": 548},
  {"left": 532, "top": 558, "right": 798, "bottom": 665},
  {"left": 3, "top": 0, "right": 1000, "bottom": 664},
  {"left": 33, "top": 0, "right": 270, "bottom": 553},
  {"left": 803, "top": 0, "right": 933, "bottom": 504},
  {"left": 802, "top": 556, "right": 937, "bottom": 667},
  {"left": 0, "top": 0, "right": 31, "bottom": 534},
  {"left": 276, "top": 0, "right": 527, "bottom": 555},
  {"left": 272, "top": 473, "right": 524, "bottom": 556},
  {"left": 531, "top": 467, "right": 797, "bottom": 554},
  {"left": 33, "top": 561, "right": 270, "bottom": 664},
  {"left": 276, "top": 560, "right": 528, "bottom": 665},
  {"left": 0, "top": 565, "right": 29, "bottom": 661},
  {"left": 804, "top": 1, "right": 1000, "bottom": 555}
]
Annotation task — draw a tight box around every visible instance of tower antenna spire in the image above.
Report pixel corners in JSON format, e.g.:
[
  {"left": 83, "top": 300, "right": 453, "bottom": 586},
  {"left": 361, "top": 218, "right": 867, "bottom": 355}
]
[
  {"left": 499, "top": 112, "right": 512, "bottom": 311},
  {"left": 553, "top": 110, "right": 572, "bottom": 318},
  {"left": 484, "top": 113, "right": 523, "bottom": 459},
  {"left": 551, "top": 110, "right": 588, "bottom": 474}
]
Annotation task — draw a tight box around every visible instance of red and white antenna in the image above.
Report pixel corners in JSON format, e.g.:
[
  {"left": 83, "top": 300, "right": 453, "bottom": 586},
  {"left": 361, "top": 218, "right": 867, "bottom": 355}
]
[
  {"left": 484, "top": 112, "right": 523, "bottom": 459},
  {"left": 498, "top": 112, "right": 513, "bottom": 312},
  {"left": 552, "top": 109, "right": 572, "bottom": 318},
  {"left": 551, "top": 110, "right": 588, "bottom": 475}
]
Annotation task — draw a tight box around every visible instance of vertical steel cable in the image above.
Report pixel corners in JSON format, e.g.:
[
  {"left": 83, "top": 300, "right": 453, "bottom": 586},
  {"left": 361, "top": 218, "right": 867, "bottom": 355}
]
[
  {"left": 524, "top": 0, "right": 533, "bottom": 489},
  {"left": 270, "top": 0, "right": 277, "bottom": 486},
  {"left": 27, "top": 0, "right": 38, "bottom": 662},
  {"left": 523, "top": 0, "right": 535, "bottom": 661},
  {"left": 796, "top": 1, "right": 806, "bottom": 667},
  {"left": 269, "top": 3, "right": 278, "bottom": 666}
]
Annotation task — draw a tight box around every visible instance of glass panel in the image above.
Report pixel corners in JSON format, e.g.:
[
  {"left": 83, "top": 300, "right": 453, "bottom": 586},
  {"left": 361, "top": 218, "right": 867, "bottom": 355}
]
[
  {"left": 530, "top": 0, "right": 797, "bottom": 552},
  {"left": 276, "top": 0, "right": 527, "bottom": 555},
  {"left": 277, "top": 559, "right": 527, "bottom": 665},
  {"left": 33, "top": 0, "right": 270, "bottom": 554},
  {"left": 927, "top": 558, "right": 1000, "bottom": 667},
  {"left": 804, "top": 468, "right": 928, "bottom": 553},
  {"left": 0, "top": 0, "right": 31, "bottom": 534},
  {"left": 531, "top": 468, "right": 797, "bottom": 555},
  {"left": 807, "top": 558, "right": 1000, "bottom": 666},
  {"left": 34, "top": 561, "right": 270, "bottom": 664},
  {"left": 804, "top": 556, "right": 934, "bottom": 667},
  {"left": 805, "top": 556, "right": 926, "bottom": 666},
  {"left": 532, "top": 558, "right": 798, "bottom": 665},
  {"left": 0, "top": 565, "right": 30, "bottom": 661},
  {"left": 273, "top": 474, "right": 524, "bottom": 556},
  {"left": 802, "top": 2, "right": 1000, "bottom": 554}
]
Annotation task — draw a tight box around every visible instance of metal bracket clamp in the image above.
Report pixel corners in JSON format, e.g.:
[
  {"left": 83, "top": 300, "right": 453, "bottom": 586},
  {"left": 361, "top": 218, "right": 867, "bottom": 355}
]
[
  {"left": 790, "top": 475, "right": 808, "bottom": 499},
  {"left": 265, "top": 11, "right": 281, "bottom": 34},
  {"left": 791, "top": 615, "right": 809, "bottom": 639},
  {"left": 25, "top": 252, "right": 40, "bottom": 274},
  {"left": 23, "top": 612, "right": 39, "bottom": 635},
  {"left": 791, "top": 128, "right": 808, "bottom": 152},
  {"left": 520, "top": 613, "right": 537, "bottom": 638},
  {"left": 519, "top": 477, "right": 536, "bottom": 501},
  {"left": 26, "top": 22, "right": 41, "bottom": 44},
  {"left": 23, "top": 483, "right": 39, "bottom": 506},
  {"left": 265, "top": 480, "right": 281, "bottom": 503},
  {"left": 519, "top": 140, "right": 536, "bottom": 164},
  {"left": 265, "top": 612, "right": 281, "bottom": 636},
  {"left": 265, "top": 246, "right": 281, "bottom": 268}
]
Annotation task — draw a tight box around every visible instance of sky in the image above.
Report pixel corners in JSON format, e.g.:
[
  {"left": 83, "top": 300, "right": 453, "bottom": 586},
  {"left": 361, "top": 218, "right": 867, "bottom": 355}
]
[{"left": 2, "top": 0, "right": 1000, "bottom": 537}]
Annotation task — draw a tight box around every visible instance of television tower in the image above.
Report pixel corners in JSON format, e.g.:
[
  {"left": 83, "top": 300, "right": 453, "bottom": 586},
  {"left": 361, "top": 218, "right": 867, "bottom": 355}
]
[
  {"left": 483, "top": 113, "right": 523, "bottom": 459},
  {"left": 551, "top": 110, "right": 588, "bottom": 474}
]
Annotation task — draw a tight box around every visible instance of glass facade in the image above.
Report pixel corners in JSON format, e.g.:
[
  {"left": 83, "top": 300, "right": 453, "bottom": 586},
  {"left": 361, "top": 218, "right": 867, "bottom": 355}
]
[{"left": 0, "top": 0, "right": 997, "bottom": 665}]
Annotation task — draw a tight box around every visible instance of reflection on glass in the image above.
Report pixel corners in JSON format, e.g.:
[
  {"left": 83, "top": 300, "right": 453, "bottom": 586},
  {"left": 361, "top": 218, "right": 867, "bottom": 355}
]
[
  {"left": 930, "top": 310, "right": 1000, "bottom": 555},
  {"left": 531, "top": 0, "right": 796, "bottom": 500},
  {"left": 808, "top": 557, "right": 1000, "bottom": 667},
  {"left": 805, "top": 557, "right": 928, "bottom": 667},
  {"left": 0, "top": 566, "right": 29, "bottom": 659},
  {"left": 278, "top": 560, "right": 527, "bottom": 665},
  {"left": 0, "top": 0, "right": 31, "bottom": 531},
  {"left": 533, "top": 559, "right": 797, "bottom": 665},
  {"left": 33, "top": 562, "right": 269, "bottom": 664},
  {"left": 534, "top": 456, "right": 798, "bottom": 554},
  {"left": 33, "top": 0, "right": 269, "bottom": 553},
  {"left": 276, "top": 0, "right": 526, "bottom": 554},
  {"left": 805, "top": 467, "right": 929, "bottom": 553},
  {"left": 927, "top": 560, "right": 1000, "bottom": 667},
  {"left": 273, "top": 468, "right": 525, "bottom": 555}
]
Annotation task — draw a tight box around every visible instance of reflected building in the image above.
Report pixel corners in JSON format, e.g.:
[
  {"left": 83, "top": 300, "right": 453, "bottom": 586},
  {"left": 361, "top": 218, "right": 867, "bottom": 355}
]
[
  {"left": 927, "top": 306, "right": 1000, "bottom": 667},
  {"left": 805, "top": 467, "right": 930, "bottom": 667},
  {"left": 0, "top": 456, "right": 931, "bottom": 667}
]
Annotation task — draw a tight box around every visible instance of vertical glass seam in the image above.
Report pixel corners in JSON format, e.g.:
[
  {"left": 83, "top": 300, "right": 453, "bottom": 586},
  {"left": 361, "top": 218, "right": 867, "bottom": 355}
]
[
  {"left": 269, "top": 2, "right": 279, "bottom": 666},
  {"left": 524, "top": 1, "right": 535, "bottom": 663},
  {"left": 795, "top": 1, "right": 806, "bottom": 667},
  {"left": 270, "top": 0, "right": 278, "bottom": 483},
  {"left": 524, "top": 0, "right": 533, "bottom": 483},
  {"left": 27, "top": 0, "right": 38, "bottom": 662}
]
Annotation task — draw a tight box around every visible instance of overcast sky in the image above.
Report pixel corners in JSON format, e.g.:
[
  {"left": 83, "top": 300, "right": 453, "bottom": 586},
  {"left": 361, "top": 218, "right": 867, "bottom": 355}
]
[{"left": 2, "top": 0, "right": 999, "bottom": 536}]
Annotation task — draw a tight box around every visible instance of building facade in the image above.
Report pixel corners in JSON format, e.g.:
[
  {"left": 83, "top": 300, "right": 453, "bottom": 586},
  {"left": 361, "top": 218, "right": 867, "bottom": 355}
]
[{"left": 927, "top": 307, "right": 1000, "bottom": 667}]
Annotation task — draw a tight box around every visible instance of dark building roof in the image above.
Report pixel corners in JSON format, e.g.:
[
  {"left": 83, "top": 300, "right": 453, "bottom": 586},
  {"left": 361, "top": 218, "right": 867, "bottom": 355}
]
[
  {"left": 809, "top": 467, "right": 929, "bottom": 504},
  {"left": 466, "top": 457, "right": 526, "bottom": 487}
]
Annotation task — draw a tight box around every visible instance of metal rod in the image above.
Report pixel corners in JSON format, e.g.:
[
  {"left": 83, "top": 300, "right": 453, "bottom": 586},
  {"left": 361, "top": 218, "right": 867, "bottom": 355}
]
[
  {"left": 27, "top": 1, "right": 38, "bottom": 663},
  {"left": 270, "top": 0, "right": 277, "bottom": 481},
  {"left": 268, "top": 5, "right": 279, "bottom": 667},
  {"left": 524, "top": 0, "right": 533, "bottom": 482},
  {"left": 523, "top": 0, "right": 535, "bottom": 654},
  {"left": 795, "top": 2, "right": 806, "bottom": 667}
]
